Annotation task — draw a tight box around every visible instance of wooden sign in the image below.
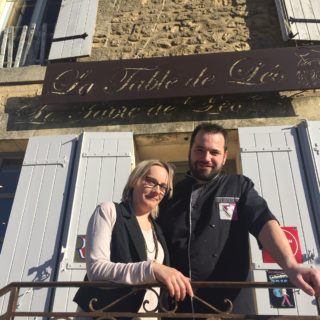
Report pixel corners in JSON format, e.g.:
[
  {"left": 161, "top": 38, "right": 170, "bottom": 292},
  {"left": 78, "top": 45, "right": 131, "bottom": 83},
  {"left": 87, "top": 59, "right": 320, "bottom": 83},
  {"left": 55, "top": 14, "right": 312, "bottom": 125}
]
[{"left": 41, "top": 46, "right": 320, "bottom": 104}]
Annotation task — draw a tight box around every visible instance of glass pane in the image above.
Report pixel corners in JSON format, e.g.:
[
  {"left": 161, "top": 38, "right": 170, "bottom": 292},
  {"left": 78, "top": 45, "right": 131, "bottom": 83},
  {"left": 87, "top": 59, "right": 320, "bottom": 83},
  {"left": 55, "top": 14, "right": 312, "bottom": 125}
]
[
  {"left": 0, "top": 158, "right": 22, "bottom": 194},
  {"left": 0, "top": 198, "right": 13, "bottom": 254},
  {"left": 18, "top": 0, "right": 37, "bottom": 27},
  {"left": 0, "top": 171, "right": 21, "bottom": 193},
  {"left": 1, "top": 158, "right": 23, "bottom": 172}
]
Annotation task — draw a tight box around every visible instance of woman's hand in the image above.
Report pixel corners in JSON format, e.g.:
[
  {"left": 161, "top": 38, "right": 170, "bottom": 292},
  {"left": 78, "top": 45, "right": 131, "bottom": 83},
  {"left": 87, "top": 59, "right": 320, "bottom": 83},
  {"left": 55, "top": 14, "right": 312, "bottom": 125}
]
[{"left": 151, "top": 261, "right": 194, "bottom": 301}]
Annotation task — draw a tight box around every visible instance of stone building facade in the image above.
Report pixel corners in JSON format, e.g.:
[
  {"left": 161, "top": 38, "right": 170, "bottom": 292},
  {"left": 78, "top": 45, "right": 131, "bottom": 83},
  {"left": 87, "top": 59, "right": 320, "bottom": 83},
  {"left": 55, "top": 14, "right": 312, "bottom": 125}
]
[
  {"left": 1, "top": 0, "right": 319, "bottom": 137},
  {"left": 0, "top": 0, "right": 320, "bottom": 316},
  {"left": 0, "top": 0, "right": 319, "bottom": 149}
]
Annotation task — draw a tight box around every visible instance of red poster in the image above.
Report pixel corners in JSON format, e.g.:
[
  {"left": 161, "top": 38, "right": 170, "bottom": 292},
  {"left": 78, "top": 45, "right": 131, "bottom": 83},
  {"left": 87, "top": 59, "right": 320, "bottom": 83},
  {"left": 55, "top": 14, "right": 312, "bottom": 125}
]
[{"left": 262, "top": 226, "right": 302, "bottom": 263}]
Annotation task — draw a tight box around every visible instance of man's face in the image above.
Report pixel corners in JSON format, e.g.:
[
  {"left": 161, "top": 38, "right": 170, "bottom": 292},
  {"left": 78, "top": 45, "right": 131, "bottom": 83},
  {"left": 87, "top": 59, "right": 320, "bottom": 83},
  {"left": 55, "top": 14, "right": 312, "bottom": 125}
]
[{"left": 189, "top": 130, "right": 228, "bottom": 182}]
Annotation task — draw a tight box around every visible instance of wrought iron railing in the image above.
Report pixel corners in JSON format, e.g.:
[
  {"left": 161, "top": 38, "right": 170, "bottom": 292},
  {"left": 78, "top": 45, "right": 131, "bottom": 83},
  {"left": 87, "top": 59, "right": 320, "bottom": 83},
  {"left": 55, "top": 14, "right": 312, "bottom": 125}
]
[{"left": 0, "top": 281, "right": 319, "bottom": 319}]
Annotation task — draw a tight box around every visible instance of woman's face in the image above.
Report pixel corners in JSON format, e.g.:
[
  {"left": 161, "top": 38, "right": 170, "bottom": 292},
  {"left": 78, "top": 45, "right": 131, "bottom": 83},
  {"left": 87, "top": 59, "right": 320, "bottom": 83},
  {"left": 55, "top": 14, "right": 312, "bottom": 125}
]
[{"left": 132, "top": 165, "right": 169, "bottom": 216}]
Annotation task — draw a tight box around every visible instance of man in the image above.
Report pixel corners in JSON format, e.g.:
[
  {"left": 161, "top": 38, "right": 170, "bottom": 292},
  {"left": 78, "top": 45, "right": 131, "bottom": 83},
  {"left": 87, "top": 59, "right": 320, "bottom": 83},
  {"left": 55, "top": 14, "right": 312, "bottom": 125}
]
[{"left": 158, "top": 122, "right": 320, "bottom": 313}]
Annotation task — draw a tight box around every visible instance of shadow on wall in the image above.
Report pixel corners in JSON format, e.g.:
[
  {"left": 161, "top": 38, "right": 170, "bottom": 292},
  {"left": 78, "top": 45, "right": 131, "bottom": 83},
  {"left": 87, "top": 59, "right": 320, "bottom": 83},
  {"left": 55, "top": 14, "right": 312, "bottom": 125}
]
[
  {"left": 5, "top": 93, "right": 295, "bottom": 131},
  {"left": 236, "top": 0, "right": 290, "bottom": 49}
]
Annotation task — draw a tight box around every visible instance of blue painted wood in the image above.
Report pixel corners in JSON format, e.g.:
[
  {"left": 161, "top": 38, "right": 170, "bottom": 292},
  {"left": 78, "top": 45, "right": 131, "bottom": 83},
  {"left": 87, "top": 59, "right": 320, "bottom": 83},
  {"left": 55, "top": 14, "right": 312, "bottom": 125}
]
[
  {"left": 0, "top": 135, "right": 77, "bottom": 315},
  {"left": 297, "top": 121, "right": 320, "bottom": 243},
  {"left": 52, "top": 132, "right": 134, "bottom": 312},
  {"left": 275, "top": 0, "right": 320, "bottom": 41},
  {"left": 49, "top": 0, "right": 99, "bottom": 60},
  {"left": 239, "top": 125, "right": 319, "bottom": 316}
]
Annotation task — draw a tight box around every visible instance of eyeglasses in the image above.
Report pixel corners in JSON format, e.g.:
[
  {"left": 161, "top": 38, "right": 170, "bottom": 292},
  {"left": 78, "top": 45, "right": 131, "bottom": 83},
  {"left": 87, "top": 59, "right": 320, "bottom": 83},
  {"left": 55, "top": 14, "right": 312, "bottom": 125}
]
[{"left": 143, "top": 176, "right": 170, "bottom": 195}]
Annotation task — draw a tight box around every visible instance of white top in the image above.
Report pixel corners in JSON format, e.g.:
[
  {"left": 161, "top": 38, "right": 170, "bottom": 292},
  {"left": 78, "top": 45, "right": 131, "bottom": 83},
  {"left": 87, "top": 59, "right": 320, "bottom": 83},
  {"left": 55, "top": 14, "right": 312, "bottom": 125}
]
[{"left": 86, "top": 201, "right": 164, "bottom": 317}]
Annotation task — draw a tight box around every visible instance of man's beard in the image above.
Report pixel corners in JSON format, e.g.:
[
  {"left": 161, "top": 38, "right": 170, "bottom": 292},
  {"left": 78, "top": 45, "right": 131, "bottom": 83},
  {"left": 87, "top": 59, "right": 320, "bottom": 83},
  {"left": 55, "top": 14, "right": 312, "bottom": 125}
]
[{"left": 189, "top": 160, "right": 222, "bottom": 182}]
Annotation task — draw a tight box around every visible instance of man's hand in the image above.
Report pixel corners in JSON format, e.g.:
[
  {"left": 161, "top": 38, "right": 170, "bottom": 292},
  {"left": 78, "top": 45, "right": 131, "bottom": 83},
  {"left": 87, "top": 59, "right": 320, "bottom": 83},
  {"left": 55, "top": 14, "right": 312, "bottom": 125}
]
[
  {"left": 259, "top": 220, "right": 320, "bottom": 296},
  {"left": 285, "top": 265, "right": 320, "bottom": 297},
  {"left": 151, "top": 261, "right": 194, "bottom": 301}
]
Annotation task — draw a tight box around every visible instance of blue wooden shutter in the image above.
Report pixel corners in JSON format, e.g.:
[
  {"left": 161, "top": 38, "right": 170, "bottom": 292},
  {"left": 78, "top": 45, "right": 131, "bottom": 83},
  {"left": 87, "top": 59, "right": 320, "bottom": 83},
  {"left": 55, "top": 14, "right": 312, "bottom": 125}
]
[
  {"left": 297, "top": 121, "right": 320, "bottom": 238},
  {"left": 275, "top": 0, "right": 320, "bottom": 41},
  {"left": 0, "top": 135, "right": 77, "bottom": 314},
  {"left": 52, "top": 132, "right": 134, "bottom": 312},
  {"left": 239, "top": 125, "right": 319, "bottom": 316},
  {"left": 48, "top": 0, "right": 99, "bottom": 60}
]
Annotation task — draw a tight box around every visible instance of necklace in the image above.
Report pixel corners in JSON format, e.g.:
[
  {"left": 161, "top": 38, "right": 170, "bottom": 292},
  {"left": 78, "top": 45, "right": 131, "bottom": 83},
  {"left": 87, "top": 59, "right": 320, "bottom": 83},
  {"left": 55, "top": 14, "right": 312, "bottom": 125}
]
[{"left": 144, "top": 222, "right": 159, "bottom": 260}]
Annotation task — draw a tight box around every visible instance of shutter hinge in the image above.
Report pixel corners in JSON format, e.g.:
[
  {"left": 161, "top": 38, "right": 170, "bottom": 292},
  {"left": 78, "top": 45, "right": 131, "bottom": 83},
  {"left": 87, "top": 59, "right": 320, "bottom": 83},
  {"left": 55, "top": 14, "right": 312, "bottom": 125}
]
[
  {"left": 252, "top": 262, "right": 282, "bottom": 270},
  {"left": 289, "top": 17, "right": 320, "bottom": 24},
  {"left": 304, "top": 249, "right": 316, "bottom": 263},
  {"left": 241, "top": 146, "right": 292, "bottom": 153},
  {"left": 82, "top": 152, "right": 132, "bottom": 158},
  {"left": 66, "top": 262, "right": 86, "bottom": 270},
  {"left": 313, "top": 143, "right": 320, "bottom": 156},
  {"left": 52, "top": 32, "right": 88, "bottom": 42},
  {"left": 23, "top": 156, "right": 68, "bottom": 167}
]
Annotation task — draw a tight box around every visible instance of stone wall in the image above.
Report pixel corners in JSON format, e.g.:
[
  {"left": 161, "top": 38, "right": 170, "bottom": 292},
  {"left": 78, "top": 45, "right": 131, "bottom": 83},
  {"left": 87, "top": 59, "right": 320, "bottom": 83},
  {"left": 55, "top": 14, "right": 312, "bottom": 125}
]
[{"left": 88, "top": 0, "right": 285, "bottom": 61}]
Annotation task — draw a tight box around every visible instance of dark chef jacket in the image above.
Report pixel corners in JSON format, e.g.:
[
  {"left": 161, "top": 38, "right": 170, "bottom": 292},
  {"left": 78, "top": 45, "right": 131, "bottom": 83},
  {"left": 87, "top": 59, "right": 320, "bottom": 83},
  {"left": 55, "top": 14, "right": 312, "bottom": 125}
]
[{"left": 158, "top": 173, "right": 277, "bottom": 312}]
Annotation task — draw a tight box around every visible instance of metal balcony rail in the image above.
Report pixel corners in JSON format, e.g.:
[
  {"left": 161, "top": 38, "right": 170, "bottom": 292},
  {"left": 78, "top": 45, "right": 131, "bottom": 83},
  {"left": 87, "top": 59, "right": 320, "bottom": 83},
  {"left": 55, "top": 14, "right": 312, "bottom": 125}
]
[{"left": 0, "top": 281, "right": 320, "bottom": 319}]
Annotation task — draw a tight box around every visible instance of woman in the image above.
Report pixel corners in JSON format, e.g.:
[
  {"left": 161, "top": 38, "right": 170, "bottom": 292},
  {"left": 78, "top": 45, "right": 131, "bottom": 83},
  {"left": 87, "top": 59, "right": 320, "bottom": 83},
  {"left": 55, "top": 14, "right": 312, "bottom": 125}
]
[{"left": 74, "top": 160, "right": 193, "bottom": 317}]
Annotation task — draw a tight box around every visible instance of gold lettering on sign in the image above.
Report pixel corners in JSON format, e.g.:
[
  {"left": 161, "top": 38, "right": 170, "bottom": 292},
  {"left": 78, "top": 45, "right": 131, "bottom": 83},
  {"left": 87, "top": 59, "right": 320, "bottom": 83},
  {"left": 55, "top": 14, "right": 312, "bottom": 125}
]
[
  {"left": 103, "top": 67, "right": 179, "bottom": 93},
  {"left": 296, "top": 49, "right": 320, "bottom": 86},
  {"left": 191, "top": 96, "right": 242, "bottom": 114},
  {"left": 52, "top": 69, "right": 95, "bottom": 95},
  {"left": 147, "top": 105, "right": 176, "bottom": 116},
  {"left": 228, "top": 58, "right": 284, "bottom": 86},
  {"left": 184, "top": 68, "right": 216, "bottom": 87}
]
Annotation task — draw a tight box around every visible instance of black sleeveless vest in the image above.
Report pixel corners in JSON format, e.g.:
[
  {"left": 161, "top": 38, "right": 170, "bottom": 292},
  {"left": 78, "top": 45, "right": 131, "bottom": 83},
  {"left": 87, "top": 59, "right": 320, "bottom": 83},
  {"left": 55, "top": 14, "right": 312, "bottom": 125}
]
[{"left": 73, "top": 202, "right": 170, "bottom": 313}]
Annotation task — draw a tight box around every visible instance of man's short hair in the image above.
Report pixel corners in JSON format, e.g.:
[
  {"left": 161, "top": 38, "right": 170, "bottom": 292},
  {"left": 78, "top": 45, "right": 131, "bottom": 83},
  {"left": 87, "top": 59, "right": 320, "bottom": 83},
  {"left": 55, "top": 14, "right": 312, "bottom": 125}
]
[{"left": 190, "top": 123, "right": 228, "bottom": 152}]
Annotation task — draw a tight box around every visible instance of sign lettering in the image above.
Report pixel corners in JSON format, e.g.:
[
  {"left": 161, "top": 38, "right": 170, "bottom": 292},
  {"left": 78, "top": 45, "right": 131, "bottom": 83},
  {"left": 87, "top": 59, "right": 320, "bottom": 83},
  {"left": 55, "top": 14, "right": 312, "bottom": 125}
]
[{"left": 42, "top": 46, "right": 320, "bottom": 105}]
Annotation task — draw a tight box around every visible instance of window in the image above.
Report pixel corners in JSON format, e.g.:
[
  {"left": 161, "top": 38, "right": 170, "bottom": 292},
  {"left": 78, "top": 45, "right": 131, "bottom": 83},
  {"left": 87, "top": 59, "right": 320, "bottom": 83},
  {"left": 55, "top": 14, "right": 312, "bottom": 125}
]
[
  {"left": 275, "top": 0, "right": 320, "bottom": 41},
  {"left": 0, "top": 0, "right": 62, "bottom": 68},
  {"left": 0, "top": 156, "right": 23, "bottom": 253}
]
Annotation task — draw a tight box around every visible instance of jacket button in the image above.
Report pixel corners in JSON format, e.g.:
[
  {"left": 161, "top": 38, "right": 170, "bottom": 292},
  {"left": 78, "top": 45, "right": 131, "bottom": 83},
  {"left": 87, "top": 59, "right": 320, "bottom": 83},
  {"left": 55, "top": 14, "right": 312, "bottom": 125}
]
[
  {"left": 210, "top": 224, "right": 216, "bottom": 228},
  {"left": 212, "top": 253, "right": 218, "bottom": 257}
]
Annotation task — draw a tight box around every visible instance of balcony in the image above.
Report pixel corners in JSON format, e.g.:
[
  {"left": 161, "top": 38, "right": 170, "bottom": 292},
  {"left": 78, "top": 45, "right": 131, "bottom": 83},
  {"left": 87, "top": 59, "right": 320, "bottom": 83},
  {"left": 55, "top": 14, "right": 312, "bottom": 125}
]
[{"left": 0, "top": 281, "right": 319, "bottom": 319}]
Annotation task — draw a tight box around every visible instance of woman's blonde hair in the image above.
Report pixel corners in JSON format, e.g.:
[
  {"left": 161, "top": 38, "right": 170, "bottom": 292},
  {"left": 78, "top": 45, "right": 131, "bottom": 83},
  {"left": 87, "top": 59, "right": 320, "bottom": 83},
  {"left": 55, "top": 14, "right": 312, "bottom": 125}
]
[{"left": 121, "top": 160, "right": 174, "bottom": 218}]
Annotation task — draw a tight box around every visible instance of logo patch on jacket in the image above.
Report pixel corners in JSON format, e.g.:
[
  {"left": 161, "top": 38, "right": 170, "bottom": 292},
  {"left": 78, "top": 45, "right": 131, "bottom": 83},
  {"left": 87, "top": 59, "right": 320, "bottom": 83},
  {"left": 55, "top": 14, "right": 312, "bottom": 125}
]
[{"left": 216, "top": 197, "right": 239, "bottom": 220}]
